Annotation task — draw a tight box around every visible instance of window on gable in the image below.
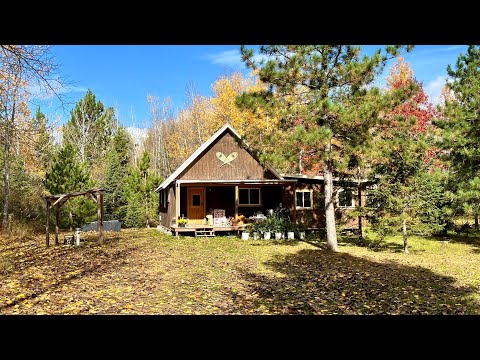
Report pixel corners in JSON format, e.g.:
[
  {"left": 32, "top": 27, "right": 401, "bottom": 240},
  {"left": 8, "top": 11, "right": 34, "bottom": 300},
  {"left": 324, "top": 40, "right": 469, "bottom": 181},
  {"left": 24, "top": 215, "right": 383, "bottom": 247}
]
[{"left": 296, "top": 190, "right": 313, "bottom": 209}]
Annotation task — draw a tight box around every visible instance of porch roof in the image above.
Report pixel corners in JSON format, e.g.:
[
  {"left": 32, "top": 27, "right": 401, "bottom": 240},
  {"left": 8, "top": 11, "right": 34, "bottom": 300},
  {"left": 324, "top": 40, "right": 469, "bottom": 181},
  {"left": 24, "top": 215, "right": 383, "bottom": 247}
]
[{"left": 176, "top": 179, "right": 297, "bottom": 186}]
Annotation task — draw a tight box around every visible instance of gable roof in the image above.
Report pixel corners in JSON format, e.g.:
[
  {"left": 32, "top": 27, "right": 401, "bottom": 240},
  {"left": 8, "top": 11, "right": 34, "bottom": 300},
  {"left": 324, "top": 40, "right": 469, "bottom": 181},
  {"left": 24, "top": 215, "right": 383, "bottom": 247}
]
[{"left": 155, "top": 123, "right": 283, "bottom": 191}]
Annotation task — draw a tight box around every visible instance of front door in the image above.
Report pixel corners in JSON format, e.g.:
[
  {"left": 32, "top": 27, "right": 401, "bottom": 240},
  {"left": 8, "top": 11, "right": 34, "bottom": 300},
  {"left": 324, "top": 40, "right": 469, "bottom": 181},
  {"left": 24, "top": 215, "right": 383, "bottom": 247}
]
[{"left": 187, "top": 187, "right": 206, "bottom": 224}]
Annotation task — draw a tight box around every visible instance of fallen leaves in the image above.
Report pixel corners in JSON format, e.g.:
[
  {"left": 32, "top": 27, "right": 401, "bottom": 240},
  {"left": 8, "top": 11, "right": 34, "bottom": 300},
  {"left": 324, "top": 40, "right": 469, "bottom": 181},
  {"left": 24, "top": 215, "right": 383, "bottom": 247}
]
[{"left": 1, "top": 229, "right": 480, "bottom": 314}]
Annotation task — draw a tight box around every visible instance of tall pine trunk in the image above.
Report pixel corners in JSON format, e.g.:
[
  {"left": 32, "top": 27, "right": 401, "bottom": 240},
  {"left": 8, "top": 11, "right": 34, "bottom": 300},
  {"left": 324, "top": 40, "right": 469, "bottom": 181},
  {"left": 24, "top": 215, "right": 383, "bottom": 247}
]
[
  {"left": 402, "top": 218, "right": 409, "bottom": 254},
  {"left": 357, "top": 174, "right": 363, "bottom": 240},
  {"left": 324, "top": 142, "right": 338, "bottom": 251}
]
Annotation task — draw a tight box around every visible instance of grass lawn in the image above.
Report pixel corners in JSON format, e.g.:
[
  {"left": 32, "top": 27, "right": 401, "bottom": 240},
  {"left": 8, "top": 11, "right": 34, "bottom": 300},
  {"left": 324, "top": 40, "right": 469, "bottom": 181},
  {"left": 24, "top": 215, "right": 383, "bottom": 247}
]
[{"left": 1, "top": 228, "right": 479, "bottom": 314}]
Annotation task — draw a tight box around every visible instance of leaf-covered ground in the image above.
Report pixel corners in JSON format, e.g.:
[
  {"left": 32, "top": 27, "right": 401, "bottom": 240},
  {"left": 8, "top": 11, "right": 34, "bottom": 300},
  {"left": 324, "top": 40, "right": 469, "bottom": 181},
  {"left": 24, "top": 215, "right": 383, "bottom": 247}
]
[{"left": 1, "top": 229, "right": 479, "bottom": 314}]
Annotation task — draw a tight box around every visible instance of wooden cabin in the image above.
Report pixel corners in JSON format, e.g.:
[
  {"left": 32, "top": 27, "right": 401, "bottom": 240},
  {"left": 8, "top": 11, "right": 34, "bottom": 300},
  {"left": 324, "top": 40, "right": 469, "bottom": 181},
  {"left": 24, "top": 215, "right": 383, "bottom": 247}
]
[{"left": 155, "top": 123, "right": 370, "bottom": 236}]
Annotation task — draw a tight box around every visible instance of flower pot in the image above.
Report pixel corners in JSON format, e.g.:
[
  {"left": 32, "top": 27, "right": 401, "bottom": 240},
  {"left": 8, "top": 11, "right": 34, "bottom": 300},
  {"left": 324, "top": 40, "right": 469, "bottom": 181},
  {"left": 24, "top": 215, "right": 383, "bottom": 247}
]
[
  {"left": 263, "top": 232, "right": 271, "bottom": 240},
  {"left": 275, "top": 232, "right": 283, "bottom": 240},
  {"left": 179, "top": 223, "right": 186, "bottom": 228},
  {"left": 299, "top": 231, "right": 305, "bottom": 240},
  {"left": 253, "top": 232, "right": 259, "bottom": 240},
  {"left": 241, "top": 232, "right": 250, "bottom": 240},
  {"left": 287, "top": 231, "right": 295, "bottom": 240}
]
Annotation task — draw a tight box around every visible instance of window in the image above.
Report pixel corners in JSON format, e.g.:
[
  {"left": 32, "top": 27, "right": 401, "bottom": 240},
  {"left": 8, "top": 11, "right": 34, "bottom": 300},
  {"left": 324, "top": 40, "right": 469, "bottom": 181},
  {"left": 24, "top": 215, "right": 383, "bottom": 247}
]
[
  {"left": 338, "top": 188, "right": 354, "bottom": 208},
  {"left": 192, "top": 194, "right": 201, "bottom": 206},
  {"left": 238, "top": 188, "right": 261, "bottom": 206},
  {"left": 296, "top": 190, "right": 313, "bottom": 209},
  {"left": 160, "top": 189, "right": 167, "bottom": 208}
]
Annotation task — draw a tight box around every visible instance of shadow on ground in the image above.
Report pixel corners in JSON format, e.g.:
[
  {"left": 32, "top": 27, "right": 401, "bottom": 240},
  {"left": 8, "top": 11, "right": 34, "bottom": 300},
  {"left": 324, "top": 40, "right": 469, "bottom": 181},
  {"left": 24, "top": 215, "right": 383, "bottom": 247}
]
[
  {"left": 229, "top": 248, "right": 479, "bottom": 314},
  {"left": 0, "top": 233, "right": 135, "bottom": 312}
]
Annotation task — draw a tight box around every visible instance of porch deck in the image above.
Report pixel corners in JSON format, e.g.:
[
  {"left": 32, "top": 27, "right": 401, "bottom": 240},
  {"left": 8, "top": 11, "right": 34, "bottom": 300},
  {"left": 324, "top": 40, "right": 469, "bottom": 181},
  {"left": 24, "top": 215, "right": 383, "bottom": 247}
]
[{"left": 170, "top": 224, "right": 247, "bottom": 237}]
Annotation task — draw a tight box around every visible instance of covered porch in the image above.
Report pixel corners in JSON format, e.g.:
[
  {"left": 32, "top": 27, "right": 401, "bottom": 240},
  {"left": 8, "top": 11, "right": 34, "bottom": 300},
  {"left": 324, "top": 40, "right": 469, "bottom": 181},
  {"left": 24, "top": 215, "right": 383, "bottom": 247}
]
[{"left": 169, "top": 179, "right": 296, "bottom": 235}]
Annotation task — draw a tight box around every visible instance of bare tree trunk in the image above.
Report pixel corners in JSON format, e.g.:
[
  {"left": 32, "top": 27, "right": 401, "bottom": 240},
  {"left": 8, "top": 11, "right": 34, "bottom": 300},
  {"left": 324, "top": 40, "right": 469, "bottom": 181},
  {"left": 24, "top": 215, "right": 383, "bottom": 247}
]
[
  {"left": 402, "top": 218, "right": 409, "bottom": 254},
  {"left": 324, "top": 142, "right": 338, "bottom": 251},
  {"left": 475, "top": 214, "right": 479, "bottom": 231},
  {"left": 2, "top": 144, "right": 10, "bottom": 229},
  {"left": 2, "top": 102, "right": 14, "bottom": 230}
]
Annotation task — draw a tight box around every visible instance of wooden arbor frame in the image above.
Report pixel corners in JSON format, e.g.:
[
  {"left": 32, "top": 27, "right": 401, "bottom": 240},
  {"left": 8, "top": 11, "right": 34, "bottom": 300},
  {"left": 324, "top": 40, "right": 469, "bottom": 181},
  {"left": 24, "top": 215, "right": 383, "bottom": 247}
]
[{"left": 44, "top": 188, "right": 105, "bottom": 247}]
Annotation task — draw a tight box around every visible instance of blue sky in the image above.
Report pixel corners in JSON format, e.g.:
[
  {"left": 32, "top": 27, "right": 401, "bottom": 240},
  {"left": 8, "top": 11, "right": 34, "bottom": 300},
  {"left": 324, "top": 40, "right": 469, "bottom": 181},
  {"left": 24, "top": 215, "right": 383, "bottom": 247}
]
[{"left": 38, "top": 45, "right": 468, "bottom": 137}]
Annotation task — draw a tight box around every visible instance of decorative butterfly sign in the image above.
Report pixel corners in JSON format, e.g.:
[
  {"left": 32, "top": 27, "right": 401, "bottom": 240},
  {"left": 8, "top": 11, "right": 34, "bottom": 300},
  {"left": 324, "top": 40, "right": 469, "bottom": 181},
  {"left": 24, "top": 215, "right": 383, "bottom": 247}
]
[{"left": 216, "top": 152, "right": 238, "bottom": 167}]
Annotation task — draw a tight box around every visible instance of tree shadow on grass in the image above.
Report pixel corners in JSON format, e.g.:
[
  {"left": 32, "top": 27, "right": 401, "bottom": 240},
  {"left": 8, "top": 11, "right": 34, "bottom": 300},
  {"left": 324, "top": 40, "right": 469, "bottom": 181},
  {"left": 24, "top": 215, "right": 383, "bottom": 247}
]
[
  {"left": 0, "top": 233, "right": 135, "bottom": 312},
  {"left": 229, "top": 249, "right": 479, "bottom": 314}
]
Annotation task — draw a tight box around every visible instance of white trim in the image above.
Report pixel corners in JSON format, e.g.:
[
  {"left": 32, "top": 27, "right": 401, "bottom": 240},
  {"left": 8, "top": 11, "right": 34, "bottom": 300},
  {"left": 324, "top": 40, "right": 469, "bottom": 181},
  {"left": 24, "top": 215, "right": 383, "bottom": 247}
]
[
  {"left": 337, "top": 188, "right": 355, "bottom": 208},
  {"left": 155, "top": 123, "right": 283, "bottom": 191},
  {"left": 295, "top": 189, "right": 313, "bottom": 209}
]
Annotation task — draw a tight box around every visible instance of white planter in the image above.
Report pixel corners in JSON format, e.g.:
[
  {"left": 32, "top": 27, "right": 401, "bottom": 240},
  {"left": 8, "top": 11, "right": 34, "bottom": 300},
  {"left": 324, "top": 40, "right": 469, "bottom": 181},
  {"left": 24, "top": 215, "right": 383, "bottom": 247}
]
[
  {"left": 299, "top": 231, "right": 306, "bottom": 240},
  {"left": 287, "top": 231, "right": 295, "bottom": 240},
  {"left": 241, "top": 232, "right": 250, "bottom": 240},
  {"left": 275, "top": 232, "right": 283, "bottom": 240},
  {"left": 253, "top": 232, "right": 259, "bottom": 240},
  {"left": 263, "top": 232, "right": 271, "bottom": 240}
]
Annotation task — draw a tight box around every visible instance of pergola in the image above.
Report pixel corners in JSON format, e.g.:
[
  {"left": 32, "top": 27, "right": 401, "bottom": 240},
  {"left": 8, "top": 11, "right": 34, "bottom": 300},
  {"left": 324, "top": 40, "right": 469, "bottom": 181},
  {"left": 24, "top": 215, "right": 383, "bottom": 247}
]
[{"left": 44, "top": 188, "right": 105, "bottom": 247}]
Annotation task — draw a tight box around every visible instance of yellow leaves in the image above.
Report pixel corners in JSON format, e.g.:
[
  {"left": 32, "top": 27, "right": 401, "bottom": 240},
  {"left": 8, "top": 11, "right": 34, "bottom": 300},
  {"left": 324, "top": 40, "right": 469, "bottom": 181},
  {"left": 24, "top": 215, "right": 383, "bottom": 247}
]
[{"left": 386, "top": 56, "right": 414, "bottom": 90}]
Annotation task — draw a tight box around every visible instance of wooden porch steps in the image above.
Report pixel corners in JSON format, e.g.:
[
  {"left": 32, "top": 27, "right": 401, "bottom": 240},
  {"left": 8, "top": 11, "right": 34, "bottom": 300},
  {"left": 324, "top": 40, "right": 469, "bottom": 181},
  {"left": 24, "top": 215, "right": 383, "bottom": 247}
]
[{"left": 195, "top": 228, "right": 215, "bottom": 237}]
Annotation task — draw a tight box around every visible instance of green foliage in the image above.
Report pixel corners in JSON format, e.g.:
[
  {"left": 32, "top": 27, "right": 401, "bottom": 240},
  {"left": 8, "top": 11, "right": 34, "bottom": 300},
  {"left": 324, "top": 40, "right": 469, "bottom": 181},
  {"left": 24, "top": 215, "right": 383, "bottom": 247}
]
[
  {"left": 125, "top": 192, "right": 145, "bottom": 228},
  {"left": 44, "top": 143, "right": 95, "bottom": 228},
  {"left": 32, "top": 106, "right": 54, "bottom": 171},
  {"left": 44, "top": 144, "right": 91, "bottom": 195},
  {"left": 63, "top": 89, "right": 116, "bottom": 167},
  {"left": 0, "top": 155, "right": 45, "bottom": 223},
  {"left": 238, "top": 45, "right": 414, "bottom": 250},
  {"left": 103, "top": 127, "right": 133, "bottom": 223},
  {"left": 436, "top": 46, "right": 480, "bottom": 223},
  {"left": 124, "top": 150, "right": 161, "bottom": 228}
]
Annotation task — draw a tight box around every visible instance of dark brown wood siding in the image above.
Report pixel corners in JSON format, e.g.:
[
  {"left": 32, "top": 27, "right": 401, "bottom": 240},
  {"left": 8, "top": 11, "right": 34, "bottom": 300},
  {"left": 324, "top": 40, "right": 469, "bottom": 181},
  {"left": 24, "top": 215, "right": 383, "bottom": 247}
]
[
  {"left": 180, "top": 131, "right": 277, "bottom": 180},
  {"left": 284, "top": 182, "right": 326, "bottom": 229},
  {"left": 160, "top": 185, "right": 176, "bottom": 227},
  {"left": 283, "top": 178, "right": 368, "bottom": 230}
]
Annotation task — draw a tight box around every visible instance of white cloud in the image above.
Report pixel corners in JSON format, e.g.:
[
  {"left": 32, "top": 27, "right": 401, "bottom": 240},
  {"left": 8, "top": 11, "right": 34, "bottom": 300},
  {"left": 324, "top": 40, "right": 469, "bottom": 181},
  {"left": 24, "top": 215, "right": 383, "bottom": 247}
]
[
  {"left": 205, "top": 49, "right": 244, "bottom": 68},
  {"left": 29, "top": 82, "right": 88, "bottom": 100},
  {"left": 204, "top": 49, "right": 267, "bottom": 69},
  {"left": 425, "top": 75, "right": 447, "bottom": 105},
  {"left": 126, "top": 126, "right": 148, "bottom": 145}
]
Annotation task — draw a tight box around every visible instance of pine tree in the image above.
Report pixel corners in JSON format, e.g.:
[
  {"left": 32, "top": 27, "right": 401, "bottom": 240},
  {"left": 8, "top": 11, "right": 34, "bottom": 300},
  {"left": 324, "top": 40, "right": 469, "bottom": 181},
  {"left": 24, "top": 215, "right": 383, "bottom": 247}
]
[
  {"left": 124, "top": 151, "right": 161, "bottom": 228},
  {"left": 238, "top": 45, "right": 413, "bottom": 251},
  {"left": 436, "top": 45, "right": 480, "bottom": 229},
  {"left": 366, "top": 57, "right": 446, "bottom": 253},
  {"left": 44, "top": 144, "right": 94, "bottom": 228},
  {"left": 63, "top": 89, "right": 116, "bottom": 172},
  {"left": 103, "top": 127, "right": 133, "bottom": 223}
]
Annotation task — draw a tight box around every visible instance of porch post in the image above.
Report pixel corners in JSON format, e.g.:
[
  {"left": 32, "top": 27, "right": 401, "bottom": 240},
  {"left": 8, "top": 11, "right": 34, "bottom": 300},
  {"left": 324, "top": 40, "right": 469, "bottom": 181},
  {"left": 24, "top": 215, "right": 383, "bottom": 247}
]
[
  {"left": 175, "top": 181, "right": 180, "bottom": 226},
  {"left": 235, "top": 185, "right": 239, "bottom": 219},
  {"left": 54, "top": 205, "right": 59, "bottom": 246},
  {"left": 45, "top": 199, "right": 50, "bottom": 248}
]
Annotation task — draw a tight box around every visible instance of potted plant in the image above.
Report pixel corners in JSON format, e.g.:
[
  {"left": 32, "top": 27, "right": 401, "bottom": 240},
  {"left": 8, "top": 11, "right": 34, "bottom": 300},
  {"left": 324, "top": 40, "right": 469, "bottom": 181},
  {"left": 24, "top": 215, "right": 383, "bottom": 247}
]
[
  {"left": 286, "top": 222, "right": 296, "bottom": 240},
  {"left": 272, "top": 215, "right": 284, "bottom": 240},
  {"left": 296, "top": 223, "right": 306, "bottom": 240},
  {"left": 251, "top": 221, "right": 262, "bottom": 240},
  {"left": 260, "top": 216, "right": 271, "bottom": 240},
  {"left": 178, "top": 217, "right": 188, "bottom": 227},
  {"left": 242, "top": 224, "right": 252, "bottom": 240}
]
